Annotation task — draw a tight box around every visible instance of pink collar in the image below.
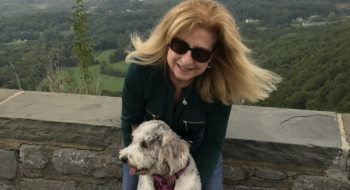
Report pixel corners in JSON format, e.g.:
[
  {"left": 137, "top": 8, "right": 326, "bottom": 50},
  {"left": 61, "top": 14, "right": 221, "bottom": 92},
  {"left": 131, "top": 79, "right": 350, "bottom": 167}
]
[{"left": 152, "top": 159, "right": 190, "bottom": 190}]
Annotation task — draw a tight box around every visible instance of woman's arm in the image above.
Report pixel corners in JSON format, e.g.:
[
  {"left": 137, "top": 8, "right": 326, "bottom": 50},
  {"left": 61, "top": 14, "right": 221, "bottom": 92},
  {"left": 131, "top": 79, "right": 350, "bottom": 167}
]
[
  {"left": 121, "top": 63, "right": 146, "bottom": 147},
  {"left": 198, "top": 103, "right": 232, "bottom": 185}
]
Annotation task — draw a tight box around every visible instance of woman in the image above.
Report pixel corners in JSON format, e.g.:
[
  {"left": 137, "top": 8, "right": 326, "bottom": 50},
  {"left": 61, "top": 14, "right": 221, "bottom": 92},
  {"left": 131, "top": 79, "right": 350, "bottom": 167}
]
[{"left": 121, "top": 0, "right": 281, "bottom": 189}]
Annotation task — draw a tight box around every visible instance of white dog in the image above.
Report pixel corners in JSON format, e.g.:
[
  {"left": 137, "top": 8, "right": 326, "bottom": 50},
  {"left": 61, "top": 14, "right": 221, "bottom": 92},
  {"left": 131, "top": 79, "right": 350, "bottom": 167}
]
[{"left": 119, "top": 120, "right": 201, "bottom": 190}]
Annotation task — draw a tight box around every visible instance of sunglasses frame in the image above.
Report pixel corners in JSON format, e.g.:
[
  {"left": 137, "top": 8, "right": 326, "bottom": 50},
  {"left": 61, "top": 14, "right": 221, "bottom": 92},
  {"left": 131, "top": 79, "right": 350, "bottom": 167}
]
[{"left": 170, "top": 37, "right": 213, "bottom": 63}]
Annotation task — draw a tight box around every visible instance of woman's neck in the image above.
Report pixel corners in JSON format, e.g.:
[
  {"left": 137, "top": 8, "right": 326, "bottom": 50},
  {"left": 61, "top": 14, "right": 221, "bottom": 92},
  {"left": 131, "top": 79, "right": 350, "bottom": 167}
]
[{"left": 168, "top": 70, "right": 194, "bottom": 89}]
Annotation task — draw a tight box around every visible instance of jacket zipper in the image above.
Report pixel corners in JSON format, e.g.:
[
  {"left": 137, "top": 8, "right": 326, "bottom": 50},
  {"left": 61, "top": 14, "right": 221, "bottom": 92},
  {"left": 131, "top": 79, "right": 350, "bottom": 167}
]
[
  {"left": 183, "top": 120, "right": 205, "bottom": 131},
  {"left": 146, "top": 109, "right": 159, "bottom": 120}
]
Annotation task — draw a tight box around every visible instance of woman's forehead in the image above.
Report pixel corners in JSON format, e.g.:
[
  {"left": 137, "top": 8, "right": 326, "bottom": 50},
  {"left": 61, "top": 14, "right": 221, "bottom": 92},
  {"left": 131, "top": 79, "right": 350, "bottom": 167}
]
[{"left": 176, "top": 27, "right": 217, "bottom": 49}]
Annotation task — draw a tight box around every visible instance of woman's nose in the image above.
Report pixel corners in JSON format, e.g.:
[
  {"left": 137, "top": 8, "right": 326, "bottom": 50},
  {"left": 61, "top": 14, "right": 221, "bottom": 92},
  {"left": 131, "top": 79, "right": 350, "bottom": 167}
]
[{"left": 181, "top": 50, "right": 193, "bottom": 64}]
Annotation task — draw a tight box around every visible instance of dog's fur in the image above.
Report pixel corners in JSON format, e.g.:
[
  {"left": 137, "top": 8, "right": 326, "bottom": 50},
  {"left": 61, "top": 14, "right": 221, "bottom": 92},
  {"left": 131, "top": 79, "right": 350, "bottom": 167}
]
[{"left": 119, "top": 120, "right": 201, "bottom": 190}]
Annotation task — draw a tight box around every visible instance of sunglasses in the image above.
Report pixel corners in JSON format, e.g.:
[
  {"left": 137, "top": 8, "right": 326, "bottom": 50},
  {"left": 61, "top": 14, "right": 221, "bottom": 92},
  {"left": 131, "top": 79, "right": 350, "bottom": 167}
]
[{"left": 170, "top": 37, "right": 213, "bottom": 63}]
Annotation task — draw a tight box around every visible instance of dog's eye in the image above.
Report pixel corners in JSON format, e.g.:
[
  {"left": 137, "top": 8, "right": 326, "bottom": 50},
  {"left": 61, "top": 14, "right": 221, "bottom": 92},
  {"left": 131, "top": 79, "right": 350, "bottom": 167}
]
[{"left": 141, "top": 141, "right": 148, "bottom": 148}]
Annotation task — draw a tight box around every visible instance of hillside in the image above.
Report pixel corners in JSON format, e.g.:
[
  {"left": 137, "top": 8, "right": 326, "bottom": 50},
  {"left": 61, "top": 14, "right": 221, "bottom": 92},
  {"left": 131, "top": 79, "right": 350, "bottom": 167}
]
[
  {"left": 249, "top": 21, "right": 350, "bottom": 113},
  {"left": 0, "top": 0, "right": 350, "bottom": 112}
]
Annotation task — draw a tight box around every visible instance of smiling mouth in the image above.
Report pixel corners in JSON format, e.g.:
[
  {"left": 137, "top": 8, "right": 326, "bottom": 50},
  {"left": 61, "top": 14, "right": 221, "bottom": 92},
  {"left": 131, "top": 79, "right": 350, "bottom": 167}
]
[
  {"left": 177, "top": 63, "right": 193, "bottom": 71},
  {"left": 129, "top": 167, "right": 148, "bottom": 175}
]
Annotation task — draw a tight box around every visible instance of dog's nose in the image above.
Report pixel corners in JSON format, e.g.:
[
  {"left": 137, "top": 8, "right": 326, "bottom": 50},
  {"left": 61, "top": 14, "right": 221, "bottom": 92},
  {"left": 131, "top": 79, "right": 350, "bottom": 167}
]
[{"left": 121, "top": 156, "right": 128, "bottom": 164}]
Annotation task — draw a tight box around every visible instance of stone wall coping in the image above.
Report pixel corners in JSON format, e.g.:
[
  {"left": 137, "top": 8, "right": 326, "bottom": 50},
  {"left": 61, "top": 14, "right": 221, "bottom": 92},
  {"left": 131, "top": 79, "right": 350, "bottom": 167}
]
[{"left": 0, "top": 89, "right": 348, "bottom": 168}]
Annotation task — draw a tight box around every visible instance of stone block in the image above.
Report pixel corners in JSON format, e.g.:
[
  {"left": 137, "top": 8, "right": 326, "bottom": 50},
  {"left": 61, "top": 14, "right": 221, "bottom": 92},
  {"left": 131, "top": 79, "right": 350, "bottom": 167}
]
[
  {"left": 292, "top": 175, "right": 350, "bottom": 190},
  {"left": 20, "top": 145, "right": 48, "bottom": 169},
  {"left": 20, "top": 178, "right": 75, "bottom": 190},
  {"left": 83, "top": 184, "right": 122, "bottom": 190},
  {"left": 223, "top": 139, "right": 340, "bottom": 168},
  {"left": 224, "top": 107, "right": 341, "bottom": 168},
  {"left": 222, "top": 165, "right": 244, "bottom": 181},
  {"left": 0, "top": 185, "right": 17, "bottom": 190},
  {"left": 52, "top": 148, "right": 122, "bottom": 178},
  {"left": 0, "top": 149, "right": 17, "bottom": 179},
  {"left": 249, "top": 170, "right": 287, "bottom": 180}
]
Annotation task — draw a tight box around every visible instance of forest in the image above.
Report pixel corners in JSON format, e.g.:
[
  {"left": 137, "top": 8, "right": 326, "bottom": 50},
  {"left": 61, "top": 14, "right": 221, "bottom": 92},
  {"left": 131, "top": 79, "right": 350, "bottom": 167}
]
[{"left": 0, "top": 0, "right": 350, "bottom": 113}]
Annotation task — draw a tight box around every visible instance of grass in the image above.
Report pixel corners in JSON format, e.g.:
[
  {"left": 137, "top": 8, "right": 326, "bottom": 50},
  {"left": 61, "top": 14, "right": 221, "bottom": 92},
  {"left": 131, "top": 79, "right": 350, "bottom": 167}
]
[
  {"left": 36, "top": 49, "right": 130, "bottom": 93},
  {"left": 36, "top": 63, "right": 125, "bottom": 92},
  {"left": 3, "top": 41, "right": 27, "bottom": 45},
  {"left": 30, "top": 4, "right": 49, "bottom": 9},
  {"left": 64, "top": 64, "right": 125, "bottom": 92},
  {"left": 59, "top": 30, "right": 73, "bottom": 36},
  {"left": 291, "top": 23, "right": 301, "bottom": 27},
  {"left": 93, "top": 49, "right": 118, "bottom": 63},
  {"left": 93, "top": 49, "right": 129, "bottom": 69},
  {"left": 256, "top": 27, "right": 267, "bottom": 31}
]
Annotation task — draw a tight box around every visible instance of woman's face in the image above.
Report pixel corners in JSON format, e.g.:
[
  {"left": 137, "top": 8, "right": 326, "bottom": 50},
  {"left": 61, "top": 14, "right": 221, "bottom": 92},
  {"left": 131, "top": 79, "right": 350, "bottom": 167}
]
[{"left": 167, "top": 27, "right": 215, "bottom": 86}]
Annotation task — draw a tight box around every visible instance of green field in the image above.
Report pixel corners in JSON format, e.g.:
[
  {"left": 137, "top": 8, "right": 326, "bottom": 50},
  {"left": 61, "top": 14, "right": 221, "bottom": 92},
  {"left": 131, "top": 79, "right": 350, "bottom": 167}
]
[
  {"left": 59, "top": 30, "right": 73, "bottom": 36},
  {"left": 3, "top": 40, "right": 27, "bottom": 45},
  {"left": 256, "top": 27, "right": 268, "bottom": 31},
  {"left": 64, "top": 62, "right": 126, "bottom": 92},
  {"left": 291, "top": 23, "right": 301, "bottom": 27},
  {"left": 93, "top": 49, "right": 118, "bottom": 63},
  {"left": 36, "top": 49, "right": 129, "bottom": 93}
]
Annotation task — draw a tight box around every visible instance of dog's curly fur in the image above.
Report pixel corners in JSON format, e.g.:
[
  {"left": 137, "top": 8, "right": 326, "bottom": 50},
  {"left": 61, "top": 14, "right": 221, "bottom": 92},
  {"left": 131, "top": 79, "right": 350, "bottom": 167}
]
[{"left": 119, "top": 120, "right": 201, "bottom": 190}]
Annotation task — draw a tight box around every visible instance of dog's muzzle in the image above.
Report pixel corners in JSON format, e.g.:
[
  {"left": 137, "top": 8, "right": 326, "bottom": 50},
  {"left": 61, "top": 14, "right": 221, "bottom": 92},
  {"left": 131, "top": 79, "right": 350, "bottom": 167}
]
[{"left": 120, "top": 156, "right": 128, "bottom": 164}]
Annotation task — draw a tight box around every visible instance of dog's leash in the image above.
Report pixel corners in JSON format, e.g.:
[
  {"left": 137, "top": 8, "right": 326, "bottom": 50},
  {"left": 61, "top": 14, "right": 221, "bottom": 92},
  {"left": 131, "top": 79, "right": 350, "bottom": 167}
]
[{"left": 152, "top": 159, "right": 190, "bottom": 190}]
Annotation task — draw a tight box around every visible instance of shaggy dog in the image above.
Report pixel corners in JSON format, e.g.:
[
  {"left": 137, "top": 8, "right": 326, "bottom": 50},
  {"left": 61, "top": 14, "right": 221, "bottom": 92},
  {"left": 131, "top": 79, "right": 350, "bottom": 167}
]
[{"left": 119, "top": 120, "right": 201, "bottom": 190}]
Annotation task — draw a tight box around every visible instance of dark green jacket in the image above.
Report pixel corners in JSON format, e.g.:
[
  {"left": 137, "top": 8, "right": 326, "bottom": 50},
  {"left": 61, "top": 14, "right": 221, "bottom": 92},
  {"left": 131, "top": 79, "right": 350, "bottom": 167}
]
[{"left": 121, "top": 62, "right": 232, "bottom": 185}]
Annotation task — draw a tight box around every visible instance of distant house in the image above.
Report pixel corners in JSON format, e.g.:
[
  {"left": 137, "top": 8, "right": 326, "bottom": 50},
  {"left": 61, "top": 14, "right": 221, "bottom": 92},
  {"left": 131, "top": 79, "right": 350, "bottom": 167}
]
[
  {"left": 302, "top": 21, "right": 313, "bottom": 27},
  {"left": 296, "top": 17, "right": 303, "bottom": 22},
  {"left": 245, "top": 18, "right": 258, "bottom": 23},
  {"left": 310, "top": 15, "right": 319, "bottom": 19},
  {"left": 16, "top": 39, "right": 22, "bottom": 42}
]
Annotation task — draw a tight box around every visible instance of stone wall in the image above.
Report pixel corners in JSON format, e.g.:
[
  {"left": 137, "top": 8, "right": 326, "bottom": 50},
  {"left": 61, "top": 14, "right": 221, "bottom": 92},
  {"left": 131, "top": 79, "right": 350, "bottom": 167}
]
[{"left": 1, "top": 89, "right": 350, "bottom": 190}]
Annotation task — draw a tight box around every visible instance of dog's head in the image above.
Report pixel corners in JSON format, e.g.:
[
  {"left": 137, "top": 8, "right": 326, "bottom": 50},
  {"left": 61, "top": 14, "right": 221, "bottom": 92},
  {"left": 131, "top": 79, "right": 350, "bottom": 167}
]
[{"left": 119, "top": 120, "right": 190, "bottom": 176}]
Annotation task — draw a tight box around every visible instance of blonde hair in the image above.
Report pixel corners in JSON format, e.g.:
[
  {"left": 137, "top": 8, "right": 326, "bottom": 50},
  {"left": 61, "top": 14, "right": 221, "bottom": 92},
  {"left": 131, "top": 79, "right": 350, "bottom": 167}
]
[{"left": 126, "top": 0, "right": 281, "bottom": 105}]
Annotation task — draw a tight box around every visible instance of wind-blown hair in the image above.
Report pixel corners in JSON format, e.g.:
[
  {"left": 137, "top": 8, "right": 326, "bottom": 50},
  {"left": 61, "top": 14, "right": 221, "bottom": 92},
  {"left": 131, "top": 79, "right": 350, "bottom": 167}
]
[{"left": 126, "top": 0, "right": 281, "bottom": 105}]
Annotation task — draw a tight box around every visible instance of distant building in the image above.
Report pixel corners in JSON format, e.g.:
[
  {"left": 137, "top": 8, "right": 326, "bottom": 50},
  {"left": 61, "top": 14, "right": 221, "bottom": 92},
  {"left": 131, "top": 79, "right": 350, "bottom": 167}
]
[
  {"left": 296, "top": 17, "right": 303, "bottom": 22},
  {"left": 302, "top": 21, "right": 313, "bottom": 27},
  {"left": 310, "top": 15, "right": 319, "bottom": 19},
  {"left": 245, "top": 18, "right": 258, "bottom": 23}
]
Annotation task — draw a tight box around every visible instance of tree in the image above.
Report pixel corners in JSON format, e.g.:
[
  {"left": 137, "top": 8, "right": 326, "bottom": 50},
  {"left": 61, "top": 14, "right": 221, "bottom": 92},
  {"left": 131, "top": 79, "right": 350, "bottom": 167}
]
[
  {"left": 70, "top": 0, "right": 97, "bottom": 94},
  {"left": 328, "top": 12, "right": 335, "bottom": 21}
]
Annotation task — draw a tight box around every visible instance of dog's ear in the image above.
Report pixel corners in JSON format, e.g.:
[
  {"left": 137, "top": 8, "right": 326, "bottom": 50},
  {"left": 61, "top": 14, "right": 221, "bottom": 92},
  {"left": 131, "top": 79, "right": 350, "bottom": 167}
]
[
  {"left": 132, "top": 124, "right": 139, "bottom": 132},
  {"left": 158, "top": 137, "right": 189, "bottom": 175}
]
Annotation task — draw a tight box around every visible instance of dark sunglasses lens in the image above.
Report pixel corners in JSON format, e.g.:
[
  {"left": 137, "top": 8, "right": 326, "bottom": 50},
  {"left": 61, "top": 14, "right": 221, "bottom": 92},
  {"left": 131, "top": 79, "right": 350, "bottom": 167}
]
[
  {"left": 171, "top": 39, "right": 189, "bottom": 54},
  {"left": 170, "top": 38, "right": 211, "bottom": 63},
  {"left": 192, "top": 48, "right": 210, "bottom": 63}
]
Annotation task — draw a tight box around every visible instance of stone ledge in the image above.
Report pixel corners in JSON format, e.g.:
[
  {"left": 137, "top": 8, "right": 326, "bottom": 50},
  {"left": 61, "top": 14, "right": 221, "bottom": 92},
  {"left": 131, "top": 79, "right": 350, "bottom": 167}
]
[
  {"left": 226, "top": 106, "right": 343, "bottom": 168},
  {"left": 0, "top": 89, "right": 346, "bottom": 168}
]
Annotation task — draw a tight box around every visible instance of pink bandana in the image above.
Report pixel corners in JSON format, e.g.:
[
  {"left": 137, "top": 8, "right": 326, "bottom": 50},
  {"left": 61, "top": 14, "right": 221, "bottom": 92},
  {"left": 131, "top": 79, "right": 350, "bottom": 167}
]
[{"left": 152, "top": 160, "right": 190, "bottom": 190}]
